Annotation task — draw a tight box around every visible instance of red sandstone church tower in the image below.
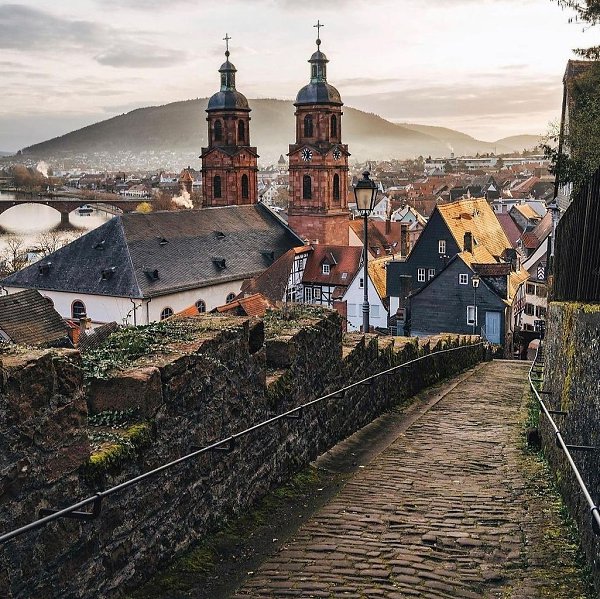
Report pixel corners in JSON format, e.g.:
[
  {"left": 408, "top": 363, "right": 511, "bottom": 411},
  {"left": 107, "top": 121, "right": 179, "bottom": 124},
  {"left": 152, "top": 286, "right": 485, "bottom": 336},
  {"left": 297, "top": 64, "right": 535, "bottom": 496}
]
[
  {"left": 288, "top": 25, "right": 350, "bottom": 245},
  {"left": 201, "top": 36, "right": 258, "bottom": 207}
]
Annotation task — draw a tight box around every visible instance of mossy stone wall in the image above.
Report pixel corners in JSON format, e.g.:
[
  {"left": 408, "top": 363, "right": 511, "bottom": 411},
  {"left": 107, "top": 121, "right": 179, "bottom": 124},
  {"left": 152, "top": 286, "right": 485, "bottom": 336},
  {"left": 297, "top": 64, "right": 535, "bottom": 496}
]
[
  {"left": 0, "top": 312, "right": 484, "bottom": 598},
  {"left": 541, "top": 302, "right": 600, "bottom": 590}
]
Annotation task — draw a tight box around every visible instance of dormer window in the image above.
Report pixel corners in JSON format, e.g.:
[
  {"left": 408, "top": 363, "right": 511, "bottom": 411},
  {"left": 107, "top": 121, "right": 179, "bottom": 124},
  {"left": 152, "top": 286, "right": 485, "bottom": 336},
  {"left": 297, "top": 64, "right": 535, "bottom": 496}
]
[
  {"left": 38, "top": 261, "right": 52, "bottom": 275},
  {"left": 212, "top": 257, "right": 227, "bottom": 270},
  {"left": 144, "top": 269, "right": 159, "bottom": 281},
  {"left": 101, "top": 267, "right": 116, "bottom": 281},
  {"left": 322, "top": 263, "right": 330, "bottom": 275}
]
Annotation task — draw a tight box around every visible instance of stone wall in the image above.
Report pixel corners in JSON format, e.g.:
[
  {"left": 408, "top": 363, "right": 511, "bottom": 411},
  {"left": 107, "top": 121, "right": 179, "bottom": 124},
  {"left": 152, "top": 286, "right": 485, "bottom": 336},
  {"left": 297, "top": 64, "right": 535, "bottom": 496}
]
[
  {"left": 540, "top": 302, "right": 600, "bottom": 590},
  {"left": 0, "top": 310, "right": 485, "bottom": 598}
]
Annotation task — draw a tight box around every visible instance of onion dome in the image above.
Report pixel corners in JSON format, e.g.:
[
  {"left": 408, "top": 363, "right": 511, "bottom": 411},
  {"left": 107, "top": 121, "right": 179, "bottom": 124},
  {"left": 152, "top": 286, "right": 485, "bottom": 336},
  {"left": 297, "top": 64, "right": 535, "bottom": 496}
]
[
  {"left": 295, "top": 37, "right": 342, "bottom": 106},
  {"left": 207, "top": 46, "right": 250, "bottom": 112}
]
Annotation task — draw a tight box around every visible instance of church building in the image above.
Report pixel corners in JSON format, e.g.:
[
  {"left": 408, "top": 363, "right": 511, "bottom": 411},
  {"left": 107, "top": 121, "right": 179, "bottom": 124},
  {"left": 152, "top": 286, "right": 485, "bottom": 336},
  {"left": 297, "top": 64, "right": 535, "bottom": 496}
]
[
  {"left": 200, "top": 37, "right": 259, "bottom": 207},
  {"left": 287, "top": 27, "right": 350, "bottom": 246}
]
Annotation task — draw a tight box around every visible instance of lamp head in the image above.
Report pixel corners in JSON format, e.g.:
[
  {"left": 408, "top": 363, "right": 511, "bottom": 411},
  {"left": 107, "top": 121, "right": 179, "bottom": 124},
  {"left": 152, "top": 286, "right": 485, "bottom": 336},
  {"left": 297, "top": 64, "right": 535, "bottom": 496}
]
[{"left": 354, "top": 170, "right": 378, "bottom": 214}]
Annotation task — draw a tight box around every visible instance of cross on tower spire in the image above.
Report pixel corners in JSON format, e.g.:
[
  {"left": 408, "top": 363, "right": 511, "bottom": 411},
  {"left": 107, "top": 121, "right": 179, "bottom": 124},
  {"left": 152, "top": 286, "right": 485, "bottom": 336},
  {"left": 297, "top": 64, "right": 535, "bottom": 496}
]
[
  {"left": 313, "top": 20, "right": 323, "bottom": 47},
  {"left": 223, "top": 33, "right": 231, "bottom": 57}
]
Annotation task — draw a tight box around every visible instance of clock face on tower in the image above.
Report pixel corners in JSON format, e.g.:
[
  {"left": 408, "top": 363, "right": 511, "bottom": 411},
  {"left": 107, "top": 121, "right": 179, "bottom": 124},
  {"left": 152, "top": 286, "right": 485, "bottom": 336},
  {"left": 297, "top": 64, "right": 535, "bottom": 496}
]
[
  {"left": 332, "top": 148, "right": 341, "bottom": 161},
  {"left": 301, "top": 148, "right": 313, "bottom": 162}
]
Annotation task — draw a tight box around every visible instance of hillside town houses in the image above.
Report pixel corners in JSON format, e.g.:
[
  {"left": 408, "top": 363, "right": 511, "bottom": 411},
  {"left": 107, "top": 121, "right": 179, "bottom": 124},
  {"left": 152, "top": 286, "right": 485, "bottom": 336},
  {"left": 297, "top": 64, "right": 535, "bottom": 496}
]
[{"left": 0, "top": 34, "right": 556, "bottom": 354}]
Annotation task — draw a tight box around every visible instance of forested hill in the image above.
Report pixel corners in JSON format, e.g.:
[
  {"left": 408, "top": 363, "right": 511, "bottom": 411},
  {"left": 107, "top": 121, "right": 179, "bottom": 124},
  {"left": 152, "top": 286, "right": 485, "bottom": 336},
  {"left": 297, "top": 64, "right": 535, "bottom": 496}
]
[{"left": 22, "top": 98, "right": 540, "bottom": 164}]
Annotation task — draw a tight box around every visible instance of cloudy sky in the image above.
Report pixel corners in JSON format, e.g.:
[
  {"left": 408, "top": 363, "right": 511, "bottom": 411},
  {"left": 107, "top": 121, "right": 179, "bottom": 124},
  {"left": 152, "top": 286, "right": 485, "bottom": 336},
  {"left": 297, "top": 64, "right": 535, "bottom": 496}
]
[{"left": 0, "top": 0, "right": 591, "bottom": 151}]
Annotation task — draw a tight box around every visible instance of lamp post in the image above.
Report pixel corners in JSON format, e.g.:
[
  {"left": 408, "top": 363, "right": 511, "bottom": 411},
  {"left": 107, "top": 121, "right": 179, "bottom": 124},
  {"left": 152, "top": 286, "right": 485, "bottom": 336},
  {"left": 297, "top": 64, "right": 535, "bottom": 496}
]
[
  {"left": 354, "top": 171, "right": 378, "bottom": 333},
  {"left": 472, "top": 273, "right": 480, "bottom": 336}
]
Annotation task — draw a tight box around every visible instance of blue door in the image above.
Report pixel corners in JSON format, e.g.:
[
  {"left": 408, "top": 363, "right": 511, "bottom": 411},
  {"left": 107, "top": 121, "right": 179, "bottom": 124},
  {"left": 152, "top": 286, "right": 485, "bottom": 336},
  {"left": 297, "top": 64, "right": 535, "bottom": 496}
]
[{"left": 485, "top": 311, "right": 502, "bottom": 344}]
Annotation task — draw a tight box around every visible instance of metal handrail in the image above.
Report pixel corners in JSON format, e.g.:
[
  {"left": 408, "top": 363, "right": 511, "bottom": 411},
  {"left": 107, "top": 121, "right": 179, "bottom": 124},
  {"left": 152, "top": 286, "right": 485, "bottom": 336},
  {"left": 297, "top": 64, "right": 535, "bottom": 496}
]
[
  {"left": 528, "top": 342, "right": 600, "bottom": 535},
  {"left": 0, "top": 340, "right": 484, "bottom": 545}
]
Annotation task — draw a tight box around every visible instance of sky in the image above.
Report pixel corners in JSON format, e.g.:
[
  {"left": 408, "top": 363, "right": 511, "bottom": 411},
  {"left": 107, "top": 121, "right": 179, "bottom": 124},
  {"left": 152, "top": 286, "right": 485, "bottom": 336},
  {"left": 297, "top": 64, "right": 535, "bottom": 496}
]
[{"left": 0, "top": 0, "right": 592, "bottom": 151}]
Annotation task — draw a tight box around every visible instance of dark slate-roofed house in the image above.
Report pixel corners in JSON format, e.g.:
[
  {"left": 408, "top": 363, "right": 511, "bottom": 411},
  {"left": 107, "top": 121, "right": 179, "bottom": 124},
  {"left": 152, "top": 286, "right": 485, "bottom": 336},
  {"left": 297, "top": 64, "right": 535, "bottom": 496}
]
[
  {"left": 0, "top": 289, "right": 71, "bottom": 347},
  {"left": 1, "top": 206, "right": 303, "bottom": 325}
]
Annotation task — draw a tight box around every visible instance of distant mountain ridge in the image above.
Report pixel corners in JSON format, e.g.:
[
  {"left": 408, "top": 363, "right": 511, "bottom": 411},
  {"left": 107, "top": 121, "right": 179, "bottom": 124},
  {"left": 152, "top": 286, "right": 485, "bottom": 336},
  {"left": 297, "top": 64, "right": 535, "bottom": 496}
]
[{"left": 22, "top": 98, "right": 541, "bottom": 165}]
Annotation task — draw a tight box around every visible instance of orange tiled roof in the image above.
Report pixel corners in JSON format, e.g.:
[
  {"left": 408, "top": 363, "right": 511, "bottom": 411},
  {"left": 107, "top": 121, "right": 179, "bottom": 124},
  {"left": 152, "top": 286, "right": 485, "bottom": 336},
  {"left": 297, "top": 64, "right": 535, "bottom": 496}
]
[
  {"left": 367, "top": 256, "right": 392, "bottom": 299},
  {"left": 437, "top": 198, "right": 511, "bottom": 264}
]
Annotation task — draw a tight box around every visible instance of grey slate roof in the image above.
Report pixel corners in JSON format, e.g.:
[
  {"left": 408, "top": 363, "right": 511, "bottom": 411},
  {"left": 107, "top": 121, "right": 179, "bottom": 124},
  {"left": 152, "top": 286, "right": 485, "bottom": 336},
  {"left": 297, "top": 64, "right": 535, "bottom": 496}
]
[
  {"left": 0, "top": 289, "right": 70, "bottom": 346},
  {"left": 2, "top": 205, "right": 302, "bottom": 299}
]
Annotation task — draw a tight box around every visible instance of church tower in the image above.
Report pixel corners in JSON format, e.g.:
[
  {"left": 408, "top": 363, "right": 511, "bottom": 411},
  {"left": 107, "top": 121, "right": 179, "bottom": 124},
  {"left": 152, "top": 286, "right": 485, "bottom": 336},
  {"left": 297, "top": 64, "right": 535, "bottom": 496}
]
[
  {"left": 201, "top": 35, "right": 258, "bottom": 207},
  {"left": 288, "top": 23, "right": 350, "bottom": 245}
]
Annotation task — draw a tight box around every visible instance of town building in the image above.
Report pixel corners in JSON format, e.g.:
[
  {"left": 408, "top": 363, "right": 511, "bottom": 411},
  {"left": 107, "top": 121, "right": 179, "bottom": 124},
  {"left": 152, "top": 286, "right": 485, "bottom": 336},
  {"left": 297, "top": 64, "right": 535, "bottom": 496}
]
[
  {"left": 287, "top": 34, "right": 350, "bottom": 245},
  {"left": 1, "top": 206, "right": 302, "bottom": 326},
  {"left": 200, "top": 42, "right": 258, "bottom": 207}
]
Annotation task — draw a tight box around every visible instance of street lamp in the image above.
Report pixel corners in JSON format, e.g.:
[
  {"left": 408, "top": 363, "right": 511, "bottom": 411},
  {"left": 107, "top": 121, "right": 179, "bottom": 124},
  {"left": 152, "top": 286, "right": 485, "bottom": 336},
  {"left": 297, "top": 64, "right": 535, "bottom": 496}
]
[
  {"left": 354, "top": 171, "right": 379, "bottom": 333},
  {"left": 472, "top": 273, "right": 480, "bottom": 336}
]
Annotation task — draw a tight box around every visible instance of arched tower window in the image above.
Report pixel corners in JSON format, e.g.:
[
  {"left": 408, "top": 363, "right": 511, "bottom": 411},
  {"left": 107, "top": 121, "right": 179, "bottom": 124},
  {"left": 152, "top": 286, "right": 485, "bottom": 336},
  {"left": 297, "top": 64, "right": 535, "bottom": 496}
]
[
  {"left": 214, "top": 120, "right": 223, "bottom": 142},
  {"left": 333, "top": 174, "right": 340, "bottom": 201},
  {"left": 195, "top": 299, "right": 206, "bottom": 313},
  {"left": 241, "top": 174, "right": 249, "bottom": 199},
  {"left": 214, "top": 175, "right": 222, "bottom": 199},
  {"left": 304, "top": 114, "right": 313, "bottom": 138},
  {"left": 238, "top": 120, "right": 245, "bottom": 143},
  {"left": 331, "top": 115, "right": 337, "bottom": 138},
  {"left": 303, "top": 175, "right": 312, "bottom": 200}
]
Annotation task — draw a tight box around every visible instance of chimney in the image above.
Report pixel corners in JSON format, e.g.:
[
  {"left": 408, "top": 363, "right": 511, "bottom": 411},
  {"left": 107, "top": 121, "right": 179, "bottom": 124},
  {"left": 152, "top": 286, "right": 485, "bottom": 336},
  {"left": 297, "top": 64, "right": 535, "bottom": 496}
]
[
  {"left": 385, "top": 216, "right": 391, "bottom": 235},
  {"left": 79, "top": 315, "right": 91, "bottom": 334},
  {"left": 464, "top": 232, "right": 473, "bottom": 253}
]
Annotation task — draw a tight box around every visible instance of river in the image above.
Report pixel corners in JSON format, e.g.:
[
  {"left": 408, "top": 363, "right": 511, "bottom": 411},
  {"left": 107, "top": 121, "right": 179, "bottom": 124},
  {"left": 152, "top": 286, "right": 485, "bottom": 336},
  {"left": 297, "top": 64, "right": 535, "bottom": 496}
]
[{"left": 0, "top": 190, "right": 113, "bottom": 258}]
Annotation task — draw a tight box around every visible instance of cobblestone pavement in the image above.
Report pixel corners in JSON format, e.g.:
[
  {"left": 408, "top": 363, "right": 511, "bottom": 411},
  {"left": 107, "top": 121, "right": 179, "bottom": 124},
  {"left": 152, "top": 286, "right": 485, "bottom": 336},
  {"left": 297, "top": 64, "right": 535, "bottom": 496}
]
[{"left": 233, "top": 361, "right": 590, "bottom": 599}]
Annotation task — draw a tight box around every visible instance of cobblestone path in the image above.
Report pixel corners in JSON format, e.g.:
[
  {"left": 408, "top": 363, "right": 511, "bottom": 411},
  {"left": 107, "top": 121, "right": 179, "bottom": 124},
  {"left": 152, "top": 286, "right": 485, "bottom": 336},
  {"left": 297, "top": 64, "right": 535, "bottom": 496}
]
[{"left": 233, "top": 361, "right": 590, "bottom": 599}]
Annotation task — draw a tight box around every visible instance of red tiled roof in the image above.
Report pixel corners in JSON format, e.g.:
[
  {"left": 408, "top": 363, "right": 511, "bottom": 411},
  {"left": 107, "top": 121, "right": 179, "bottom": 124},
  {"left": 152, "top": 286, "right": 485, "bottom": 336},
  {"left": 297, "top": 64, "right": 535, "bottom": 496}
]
[
  {"left": 472, "top": 263, "right": 512, "bottom": 276},
  {"left": 495, "top": 213, "right": 523, "bottom": 248},
  {"left": 216, "top": 293, "right": 274, "bottom": 317},
  {"left": 349, "top": 220, "right": 403, "bottom": 257},
  {"left": 302, "top": 245, "right": 363, "bottom": 286}
]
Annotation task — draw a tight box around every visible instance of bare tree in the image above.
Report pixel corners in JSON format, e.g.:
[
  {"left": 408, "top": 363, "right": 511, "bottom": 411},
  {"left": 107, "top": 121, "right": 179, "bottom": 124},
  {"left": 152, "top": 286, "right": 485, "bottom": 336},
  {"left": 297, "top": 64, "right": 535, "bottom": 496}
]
[
  {"left": 0, "top": 236, "right": 27, "bottom": 276},
  {"left": 152, "top": 190, "right": 175, "bottom": 211}
]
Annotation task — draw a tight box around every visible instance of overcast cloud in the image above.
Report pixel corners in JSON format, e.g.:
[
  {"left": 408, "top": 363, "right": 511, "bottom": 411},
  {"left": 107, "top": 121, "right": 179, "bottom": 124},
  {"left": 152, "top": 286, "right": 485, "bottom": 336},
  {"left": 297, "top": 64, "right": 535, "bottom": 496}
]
[{"left": 0, "top": 0, "right": 587, "bottom": 151}]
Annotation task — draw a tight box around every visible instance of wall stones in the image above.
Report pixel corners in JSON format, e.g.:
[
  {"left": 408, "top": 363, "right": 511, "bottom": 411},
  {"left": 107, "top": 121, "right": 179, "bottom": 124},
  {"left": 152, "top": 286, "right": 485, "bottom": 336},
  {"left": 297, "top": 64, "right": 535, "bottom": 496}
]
[
  {"left": 541, "top": 302, "right": 600, "bottom": 591},
  {"left": 0, "top": 311, "right": 484, "bottom": 598}
]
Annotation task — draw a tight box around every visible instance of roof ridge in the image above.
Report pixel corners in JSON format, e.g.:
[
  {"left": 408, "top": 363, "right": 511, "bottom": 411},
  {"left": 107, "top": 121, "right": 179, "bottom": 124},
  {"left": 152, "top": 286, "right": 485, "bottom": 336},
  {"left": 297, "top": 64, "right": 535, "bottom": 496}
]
[{"left": 118, "top": 215, "right": 143, "bottom": 299}]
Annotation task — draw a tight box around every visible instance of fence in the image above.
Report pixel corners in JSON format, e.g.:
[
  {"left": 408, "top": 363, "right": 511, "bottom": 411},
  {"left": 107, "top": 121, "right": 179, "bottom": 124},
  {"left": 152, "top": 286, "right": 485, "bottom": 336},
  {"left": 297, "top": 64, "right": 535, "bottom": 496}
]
[{"left": 553, "top": 166, "right": 600, "bottom": 302}]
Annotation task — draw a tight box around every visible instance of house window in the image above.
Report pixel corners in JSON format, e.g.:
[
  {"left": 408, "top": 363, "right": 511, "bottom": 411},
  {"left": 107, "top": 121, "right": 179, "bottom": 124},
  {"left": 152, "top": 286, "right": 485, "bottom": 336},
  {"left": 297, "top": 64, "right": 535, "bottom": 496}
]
[
  {"left": 238, "top": 120, "right": 245, "bottom": 143},
  {"left": 438, "top": 240, "right": 446, "bottom": 254},
  {"left": 333, "top": 174, "right": 340, "bottom": 201},
  {"left": 226, "top": 292, "right": 236, "bottom": 304},
  {"left": 214, "top": 120, "right": 223, "bottom": 142},
  {"left": 525, "top": 303, "right": 535, "bottom": 316},
  {"left": 160, "top": 307, "right": 173, "bottom": 321},
  {"left": 214, "top": 175, "right": 222, "bottom": 199},
  {"left": 466, "top": 305, "right": 477, "bottom": 325},
  {"left": 331, "top": 114, "right": 337, "bottom": 138},
  {"left": 428, "top": 268, "right": 435, "bottom": 280},
  {"left": 322, "top": 263, "right": 330, "bottom": 275},
  {"left": 359, "top": 277, "right": 364, "bottom": 289},
  {"left": 304, "top": 287, "right": 313, "bottom": 303},
  {"left": 195, "top": 299, "right": 206, "bottom": 313},
  {"left": 536, "top": 285, "right": 547, "bottom": 298},
  {"left": 241, "top": 174, "right": 249, "bottom": 199},
  {"left": 348, "top": 303, "right": 357, "bottom": 317},
  {"left": 535, "top": 305, "right": 547, "bottom": 318},
  {"left": 314, "top": 287, "right": 322, "bottom": 300},
  {"left": 417, "top": 268, "right": 426, "bottom": 283},
  {"left": 459, "top": 273, "right": 469, "bottom": 285},
  {"left": 370, "top": 305, "right": 380, "bottom": 318},
  {"left": 72, "top": 300, "right": 86, "bottom": 319},
  {"left": 526, "top": 283, "right": 536, "bottom": 295},
  {"left": 304, "top": 114, "right": 313, "bottom": 137},
  {"left": 303, "top": 175, "right": 312, "bottom": 200}
]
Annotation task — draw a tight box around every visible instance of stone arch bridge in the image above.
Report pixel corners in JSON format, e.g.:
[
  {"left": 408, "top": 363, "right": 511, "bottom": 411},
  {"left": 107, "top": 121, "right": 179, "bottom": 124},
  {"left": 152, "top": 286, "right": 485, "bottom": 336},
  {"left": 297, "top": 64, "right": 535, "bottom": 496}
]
[{"left": 0, "top": 195, "right": 148, "bottom": 226}]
